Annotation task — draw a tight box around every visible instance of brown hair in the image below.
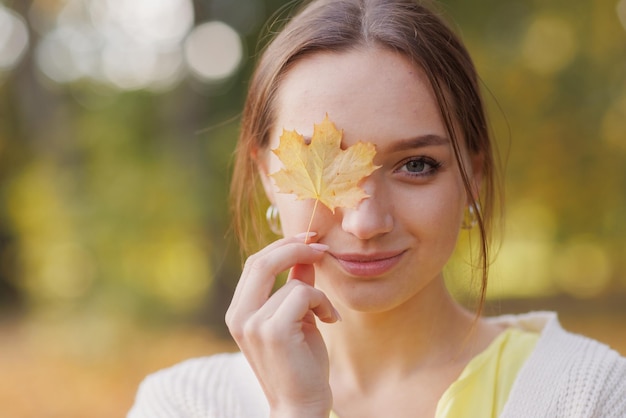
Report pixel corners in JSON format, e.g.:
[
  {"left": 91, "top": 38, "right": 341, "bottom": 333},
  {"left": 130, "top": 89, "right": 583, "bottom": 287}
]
[{"left": 230, "top": 0, "right": 501, "bottom": 313}]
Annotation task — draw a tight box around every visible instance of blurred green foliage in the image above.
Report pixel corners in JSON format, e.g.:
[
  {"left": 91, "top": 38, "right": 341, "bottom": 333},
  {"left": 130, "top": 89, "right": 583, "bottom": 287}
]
[{"left": 0, "top": 0, "right": 625, "bottom": 336}]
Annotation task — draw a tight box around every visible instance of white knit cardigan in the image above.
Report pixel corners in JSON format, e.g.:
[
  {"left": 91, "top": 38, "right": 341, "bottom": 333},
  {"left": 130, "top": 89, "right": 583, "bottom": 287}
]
[{"left": 127, "top": 312, "right": 626, "bottom": 417}]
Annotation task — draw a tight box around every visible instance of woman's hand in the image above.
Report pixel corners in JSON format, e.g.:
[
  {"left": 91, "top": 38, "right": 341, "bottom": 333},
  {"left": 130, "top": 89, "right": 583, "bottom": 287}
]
[{"left": 225, "top": 232, "right": 340, "bottom": 418}]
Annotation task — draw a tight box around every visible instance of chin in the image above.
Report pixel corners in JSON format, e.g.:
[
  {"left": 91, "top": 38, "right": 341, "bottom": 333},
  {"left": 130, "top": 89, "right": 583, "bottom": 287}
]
[{"left": 320, "top": 275, "right": 420, "bottom": 314}]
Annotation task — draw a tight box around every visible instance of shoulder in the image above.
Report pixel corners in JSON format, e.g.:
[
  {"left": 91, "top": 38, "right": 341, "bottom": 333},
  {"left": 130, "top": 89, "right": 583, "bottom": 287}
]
[
  {"left": 127, "top": 352, "right": 268, "bottom": 418},
  {"left": 492, "top": 311, "right": 626, "bottom": 418}
]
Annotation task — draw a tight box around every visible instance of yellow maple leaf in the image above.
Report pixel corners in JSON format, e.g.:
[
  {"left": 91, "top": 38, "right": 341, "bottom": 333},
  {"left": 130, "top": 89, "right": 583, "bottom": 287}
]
[{"left": 270, "top": 115, "right": 380, "bottom": 235}]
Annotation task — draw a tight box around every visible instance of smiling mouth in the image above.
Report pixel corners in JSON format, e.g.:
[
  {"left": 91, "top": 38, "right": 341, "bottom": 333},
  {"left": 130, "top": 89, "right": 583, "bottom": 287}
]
[{"left": 330, "top": 251, "right": 406, "bottom": 277}]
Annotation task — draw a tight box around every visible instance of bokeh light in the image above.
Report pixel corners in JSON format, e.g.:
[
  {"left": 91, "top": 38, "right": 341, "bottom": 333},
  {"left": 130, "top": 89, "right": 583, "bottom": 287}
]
[
  {"left": 184, "top": 21, "right": 244, "bottom": 83},
  {"left": 488, "top": 201, "right": 558, "bottom": 299},
  {"left": 34, "top": 25, "right": 96, "bottom": 84},
  {"left": 521, "top": 15, "right": 577, "bottom": 76},
  {"left": 602, "top": 91, "right": 626, "bottom": 152},
  {"left": 0, "top": 5, "right": 29, "bottom": 72},
  {"left": 33, "top": 0, "right": 198, "bottom": 91},
  {"left": 618, "top": 0, "right": 626, "bottom": 31},
  {"left": 88, "top": 0, "right": 194, "bottom": 47},
  {"left": 21, "top": 1, "right": 249, "bottom": 91},
  {"left": 553, "top": 237, "right": 612, "bottom": 298}
]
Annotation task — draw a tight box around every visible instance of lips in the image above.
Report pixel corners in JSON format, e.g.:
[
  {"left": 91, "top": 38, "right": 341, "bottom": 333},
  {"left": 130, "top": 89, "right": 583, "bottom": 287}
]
[{"left": 330, "top": 250, "right": 406, "bottom": 277}]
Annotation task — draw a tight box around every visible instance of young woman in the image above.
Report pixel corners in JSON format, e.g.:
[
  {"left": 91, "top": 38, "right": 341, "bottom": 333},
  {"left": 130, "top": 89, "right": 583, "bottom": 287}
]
[{"left": 128, "top": 1, "right": 626, "bottom": 417}]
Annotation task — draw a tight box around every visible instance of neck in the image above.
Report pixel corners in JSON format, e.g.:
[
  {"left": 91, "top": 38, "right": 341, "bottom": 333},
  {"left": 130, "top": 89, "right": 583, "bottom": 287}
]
[{"left": 318, "top": 276, "right": 483, "bottom": 388}]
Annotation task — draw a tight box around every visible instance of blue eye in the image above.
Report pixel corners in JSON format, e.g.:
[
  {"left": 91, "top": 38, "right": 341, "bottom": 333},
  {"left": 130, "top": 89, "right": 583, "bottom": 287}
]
[
  {"left": 405, "top": 160, "right": 426, "bottom": 173},
  {"left": 398, "top": 157, "right": 440, "bottom": 176}
]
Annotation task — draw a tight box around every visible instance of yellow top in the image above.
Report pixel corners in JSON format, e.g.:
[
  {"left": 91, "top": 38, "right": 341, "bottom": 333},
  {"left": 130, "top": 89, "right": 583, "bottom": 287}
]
[{"left": 330, "top": 327, "right": 539, "bottom": 418}]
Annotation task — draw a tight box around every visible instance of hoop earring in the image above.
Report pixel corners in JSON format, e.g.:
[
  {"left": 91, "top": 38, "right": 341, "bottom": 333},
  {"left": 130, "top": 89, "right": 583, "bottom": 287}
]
[
  {"left": 266, "top": 205, "right": 282, "bottom": 235},
  {"left": 462, "top": 203, "right": 480, "bottom": 230}
]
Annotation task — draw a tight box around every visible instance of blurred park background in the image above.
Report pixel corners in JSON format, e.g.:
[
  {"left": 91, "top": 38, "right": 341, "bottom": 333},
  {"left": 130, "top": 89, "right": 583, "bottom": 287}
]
[{"left": 0, "top": 0, "right": 625, "bottom": 416}]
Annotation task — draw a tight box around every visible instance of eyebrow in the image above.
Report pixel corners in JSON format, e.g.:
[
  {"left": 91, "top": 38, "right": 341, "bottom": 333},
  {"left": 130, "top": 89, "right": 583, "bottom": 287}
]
[
  {"left": 385, "top": 134, "right": 449, "bottom": 152},
  {"left": 301, "top": 133, "right": 449, "bottom": 149}
]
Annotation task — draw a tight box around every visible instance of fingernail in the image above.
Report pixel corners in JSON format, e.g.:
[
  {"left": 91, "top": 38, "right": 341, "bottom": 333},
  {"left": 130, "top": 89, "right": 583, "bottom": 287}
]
[
  {"left": 333, "top": 307, "right": 342, "bottom": 322},
  {"left": 308, "top": 243, "right": 329, "bottom": 252},
  {"left": 295, "top": 232, "right": 317, "bottom": 240}
]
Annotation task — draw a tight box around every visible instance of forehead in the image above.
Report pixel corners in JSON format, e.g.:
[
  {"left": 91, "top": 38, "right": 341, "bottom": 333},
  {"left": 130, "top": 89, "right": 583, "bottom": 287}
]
[{"left": 271, "top": 47, "right": 445, "bottom": 145}]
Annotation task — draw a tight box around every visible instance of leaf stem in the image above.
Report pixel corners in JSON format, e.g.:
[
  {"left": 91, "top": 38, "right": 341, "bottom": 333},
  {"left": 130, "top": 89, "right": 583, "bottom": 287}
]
[{"left": 305, "top": 199, "right": 320, "bottom": 244}]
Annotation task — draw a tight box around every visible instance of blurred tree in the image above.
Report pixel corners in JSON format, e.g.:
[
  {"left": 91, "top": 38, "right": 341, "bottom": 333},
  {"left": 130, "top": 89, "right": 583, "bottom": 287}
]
[{"left": 0, "top": 0, "right": 624, "bottom": 337}]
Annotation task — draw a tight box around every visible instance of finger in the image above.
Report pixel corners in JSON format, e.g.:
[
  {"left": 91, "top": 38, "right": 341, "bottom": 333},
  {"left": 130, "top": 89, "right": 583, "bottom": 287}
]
[
  {"left": 229, "top": 240, "right": 327, "bottom": 319},
  {"left": 235, "top": 232, "right": 318, "bottom": 291},
  {"left": 234, "top": 240, "right": 324, "bottom": 305},
  {"left": 250, "top": 280, "right": 338, "bottom": 330},
  {"left": 272, "top": 281, "right": 339, "bottom": 324},
  {"left": 231, "top": 233, "right": 314, "bottom": 305},
  {"left": 249, "top": 279, "right": 312, "bottom": 322}
]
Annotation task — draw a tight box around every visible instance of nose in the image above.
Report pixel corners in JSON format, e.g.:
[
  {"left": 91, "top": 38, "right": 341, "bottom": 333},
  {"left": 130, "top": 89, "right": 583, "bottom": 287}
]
[{"left": 340, "top": 178, "right": 393, "bottom": 240}]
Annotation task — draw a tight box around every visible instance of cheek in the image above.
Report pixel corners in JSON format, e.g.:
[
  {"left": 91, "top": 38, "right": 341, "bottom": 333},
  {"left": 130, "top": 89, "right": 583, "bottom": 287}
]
[
  {"left": 433, "top": 188, "right": 466, "bottom": 229},
  {"left": 274, "top": 195, "right": 335, "bottom": 236},
  {"left": 398, "top": 182, "right": 466, "bottom": 241}
]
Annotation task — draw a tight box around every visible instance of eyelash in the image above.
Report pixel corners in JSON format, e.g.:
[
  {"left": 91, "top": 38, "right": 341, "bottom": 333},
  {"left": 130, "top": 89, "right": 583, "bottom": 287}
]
[{"left": 396, "top": 156, "right": 442, "bottom": 178}]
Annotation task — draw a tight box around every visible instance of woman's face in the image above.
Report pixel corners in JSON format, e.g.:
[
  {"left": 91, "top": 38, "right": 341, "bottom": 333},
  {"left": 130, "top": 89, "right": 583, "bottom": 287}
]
[{"left": 260, "top": 47, "right": 481, "bottom": 313}]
